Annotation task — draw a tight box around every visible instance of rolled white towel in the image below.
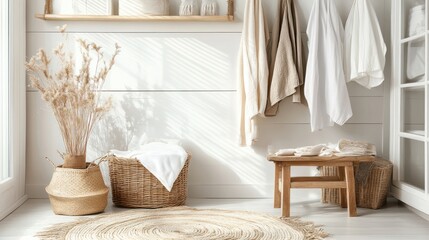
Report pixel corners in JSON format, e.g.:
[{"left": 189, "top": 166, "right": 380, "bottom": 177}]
[
  {"left": 295, "top": 144, "right": 325, "bottom": 157},
  {"left": 201, "top": 0, "right": 217, "bottom": 16},
  {"left": 180, "top": 0, "right": 198, "bottom": 16},
  {"left": 275, "top": 149, "right": 296, "bottom": 156}
]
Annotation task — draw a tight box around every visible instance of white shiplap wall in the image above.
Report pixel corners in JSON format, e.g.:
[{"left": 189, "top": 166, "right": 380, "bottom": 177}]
[{"left": 26, "top": 0, "right": 391, "bottom": 199}]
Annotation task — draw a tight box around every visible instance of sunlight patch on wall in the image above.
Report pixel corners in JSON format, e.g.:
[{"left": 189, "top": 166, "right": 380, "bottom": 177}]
[
  {"left": 78, "top": 33, "right": 238, "bottom": 91},
  {"left": 87, "top": 92, "right": 270, "bottom": 189}
]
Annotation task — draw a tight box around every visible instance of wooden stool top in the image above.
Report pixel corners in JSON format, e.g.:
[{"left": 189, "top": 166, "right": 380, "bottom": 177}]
[{"left": 268, "top": 155, "right": 375, "bottom": 164}]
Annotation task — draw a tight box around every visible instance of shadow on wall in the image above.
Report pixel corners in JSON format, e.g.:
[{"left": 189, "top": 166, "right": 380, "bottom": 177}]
[
  {"left": 86, "top": 92, "right": 271, "bottom": 196},
  {"left": 88, "top": 94, "right": 150, "bottom": 154},
  {"left": 87, "top": 93, "right": 152, "bottom": 187},
  {"left": 82, "top": 33, "right": 271, "bottom": 197}
]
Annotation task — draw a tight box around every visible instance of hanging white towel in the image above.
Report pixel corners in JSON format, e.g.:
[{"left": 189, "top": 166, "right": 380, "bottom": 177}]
[
  {"left": 265, "top": 0, "right": 304, "bottom": 116},
  {"left": 110, "top": 142, "right": 188, "bottom": 192},
  {"left": 238, "top": 0, "right": 269, "bottom": 146},
  {"left": 304, "top": 0, "right": 353, "bottom": 132},
  {"left": 344, "top": 0, "right": 387, "bottom": 89}
]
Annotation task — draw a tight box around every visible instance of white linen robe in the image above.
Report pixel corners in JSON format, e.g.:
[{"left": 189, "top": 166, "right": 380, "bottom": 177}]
[
  {"left": 304, "top": 0, "right": 353, "bottom": 132},
  {"left": 238, "top": 0, "right": 269, "bottom": 146},
  {"left": 345, "top": 0, "right": 387, "bottom": 89}
]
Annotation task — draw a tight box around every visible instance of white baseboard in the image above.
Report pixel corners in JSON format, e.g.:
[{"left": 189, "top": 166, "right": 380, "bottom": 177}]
[
  {"left": 0, "top": 195, "right": 28, "bottom": 221},
  {"left": 391, "top": 185, "right": 429, "bottom": 215},
  {"left": 404, "top": 204, "right": 429, "bottom": 222},
  {"left": 27, "top": 183, "right": 321, "bottom": 201}
]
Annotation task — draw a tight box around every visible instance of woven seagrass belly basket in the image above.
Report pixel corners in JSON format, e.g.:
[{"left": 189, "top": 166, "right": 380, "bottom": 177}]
[{"left": 46, "top": 163, "right": 109, "bottom": 216}]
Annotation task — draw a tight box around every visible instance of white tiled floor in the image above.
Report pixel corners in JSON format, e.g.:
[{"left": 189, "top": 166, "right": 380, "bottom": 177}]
[{"left": 0, "top": 198, "right": 428, "bottom": 239}]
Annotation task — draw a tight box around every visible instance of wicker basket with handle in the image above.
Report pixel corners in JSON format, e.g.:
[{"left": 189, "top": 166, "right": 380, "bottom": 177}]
[
  {"left": 320, "top": 158, "right": 393, "bottom": 209},
  {"left": 46, "top": 163, "right": 109, "bottom": 216},
  {"left": 108, "top": 154, "right": 191, "bottom": 208}
]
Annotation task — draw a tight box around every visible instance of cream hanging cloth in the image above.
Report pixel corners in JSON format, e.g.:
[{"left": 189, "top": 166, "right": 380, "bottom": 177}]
[
  {"left": 344, "top": 0, "right": 387, "bottom": 89},
  {"left": 266, "top": 0, "right": 304, "bottom": 116},
  {"left": 304, "top": 0, "right": 353, "bottom": 132},
  {"left": 238, "top": 0, "right": 269, "bottom": 146}
]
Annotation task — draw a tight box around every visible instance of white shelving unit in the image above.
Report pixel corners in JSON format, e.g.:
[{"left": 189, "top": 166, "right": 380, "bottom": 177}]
[{"left": 391, "top": 0, "right": 429, "bottom": 214}]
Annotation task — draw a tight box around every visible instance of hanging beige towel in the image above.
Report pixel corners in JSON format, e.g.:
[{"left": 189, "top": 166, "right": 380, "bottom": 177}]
[
  {"left": 238, "top": 0, "right": 269, "bottom": 146},
  {"left": 265, "top": 0, "right": 304, "bottom": 116}
]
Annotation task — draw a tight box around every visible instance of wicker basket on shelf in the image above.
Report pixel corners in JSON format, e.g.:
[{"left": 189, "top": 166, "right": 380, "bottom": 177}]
[{"left": 108, "top": 154, "right": 191, "bottom": 208}]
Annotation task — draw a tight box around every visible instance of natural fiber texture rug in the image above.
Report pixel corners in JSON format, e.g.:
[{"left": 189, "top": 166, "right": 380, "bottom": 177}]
[{"left": 36, "top": 207, "right": 328, "bottom": 240}]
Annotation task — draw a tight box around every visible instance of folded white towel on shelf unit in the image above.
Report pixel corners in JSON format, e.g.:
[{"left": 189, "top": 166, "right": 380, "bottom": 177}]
[
  {"left": 319, "top": 143, "right": 338, "bottom": 157},
  {"left": 407, "top": 5, "right": 425, "bottom": 81},
  {"left": 275, "top": 140, "right": 376, "bottom": 158},
  {"left": 110, "top": 142, "right": 188, "bottom": 192},
  {"left": 336, "top": 139, "right": 376, "bottom": 156}
]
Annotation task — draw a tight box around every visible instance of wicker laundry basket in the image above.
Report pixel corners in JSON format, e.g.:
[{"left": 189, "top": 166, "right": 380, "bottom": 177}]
[
  {"left": 108, "top": 154, "right": 191, "bottom": 208},
  {"left": 320, "top": 158, "right": 393, "bottom": 209}
]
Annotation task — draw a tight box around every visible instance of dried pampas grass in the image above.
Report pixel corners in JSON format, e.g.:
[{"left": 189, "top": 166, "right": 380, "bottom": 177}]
[{"left": 26, "top": 25, "right": 121, "bottom": 160}]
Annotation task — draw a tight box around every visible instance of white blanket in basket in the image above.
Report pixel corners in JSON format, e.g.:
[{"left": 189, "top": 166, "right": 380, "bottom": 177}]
[{"left": 110, "top": 142, "right": 188, "bottom": 192}]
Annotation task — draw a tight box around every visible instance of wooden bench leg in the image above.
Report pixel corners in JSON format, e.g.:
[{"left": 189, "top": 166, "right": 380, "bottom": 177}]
[
  {"left": 345, "top": 165, "right": 357, "bottom": 217},
  {"left": 274, "top": 163, "right": 281, "bottom": 208},
  {"left": 338, "top": 166, "right": 347, "bottom": 208},
  {"left": 282, "top": 165, "right": 291, "bottom": 217}
]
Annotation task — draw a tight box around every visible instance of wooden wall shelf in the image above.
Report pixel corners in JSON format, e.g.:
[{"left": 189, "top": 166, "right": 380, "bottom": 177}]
[
  {"left": 38, "top": 0, "right": 234, "bottom": 22},
  {"left": 35, "top": 14, "right": 234, "bottom": 22}
]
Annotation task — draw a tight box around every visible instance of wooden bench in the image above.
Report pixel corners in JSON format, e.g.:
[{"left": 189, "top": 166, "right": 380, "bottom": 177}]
[{"left": 267, "top": 155, "right": 375, "bottom": 217}]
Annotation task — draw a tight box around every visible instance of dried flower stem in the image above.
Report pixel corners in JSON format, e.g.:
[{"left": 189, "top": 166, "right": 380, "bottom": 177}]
[{"left": 26, "top": 26, "right": 121, "bottom": 159}]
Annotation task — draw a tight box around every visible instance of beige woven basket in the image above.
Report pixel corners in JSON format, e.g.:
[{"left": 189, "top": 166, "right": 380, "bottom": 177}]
[
  {"left": 320, "top": 158, "right": 393, "bottom": 209},
  {"left": 108, "top": 154, "right": 191, "bottom": 208},
  {"left": 46, "top": 163, "right": 109, "bottom": 216}
]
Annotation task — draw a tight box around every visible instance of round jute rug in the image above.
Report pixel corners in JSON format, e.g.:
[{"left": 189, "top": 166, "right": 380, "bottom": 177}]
[{"left": 36, "top": 207, "right": 328, "bottom": 240}]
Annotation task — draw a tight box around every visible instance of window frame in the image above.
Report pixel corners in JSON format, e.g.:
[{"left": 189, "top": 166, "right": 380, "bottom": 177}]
[
  {"left": 0, "top": 0, "right": 9, "bottom": 182},
  {"left": 0, "top": 0, "right": 27, "bottom": 220}
]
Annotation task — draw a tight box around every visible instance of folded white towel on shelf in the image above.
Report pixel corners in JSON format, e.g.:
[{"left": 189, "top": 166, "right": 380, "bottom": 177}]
[
  {"left": 294, "top": 144, "right": 325, "bottom": 157},
  {"left": 110, "top": 142, "right": 188, "bottom": 192},
  {"left": 319, "top": 143, "right": 338, "bottom": 157},
  {"left": 275, "top": 148, "right": 296, "bottom": 156},
  {"left": 275, "top": 140, "right": 376, "bottom": 158},
  {"left": 336, "top": 139, "right": 376, "bottom": 156}
]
